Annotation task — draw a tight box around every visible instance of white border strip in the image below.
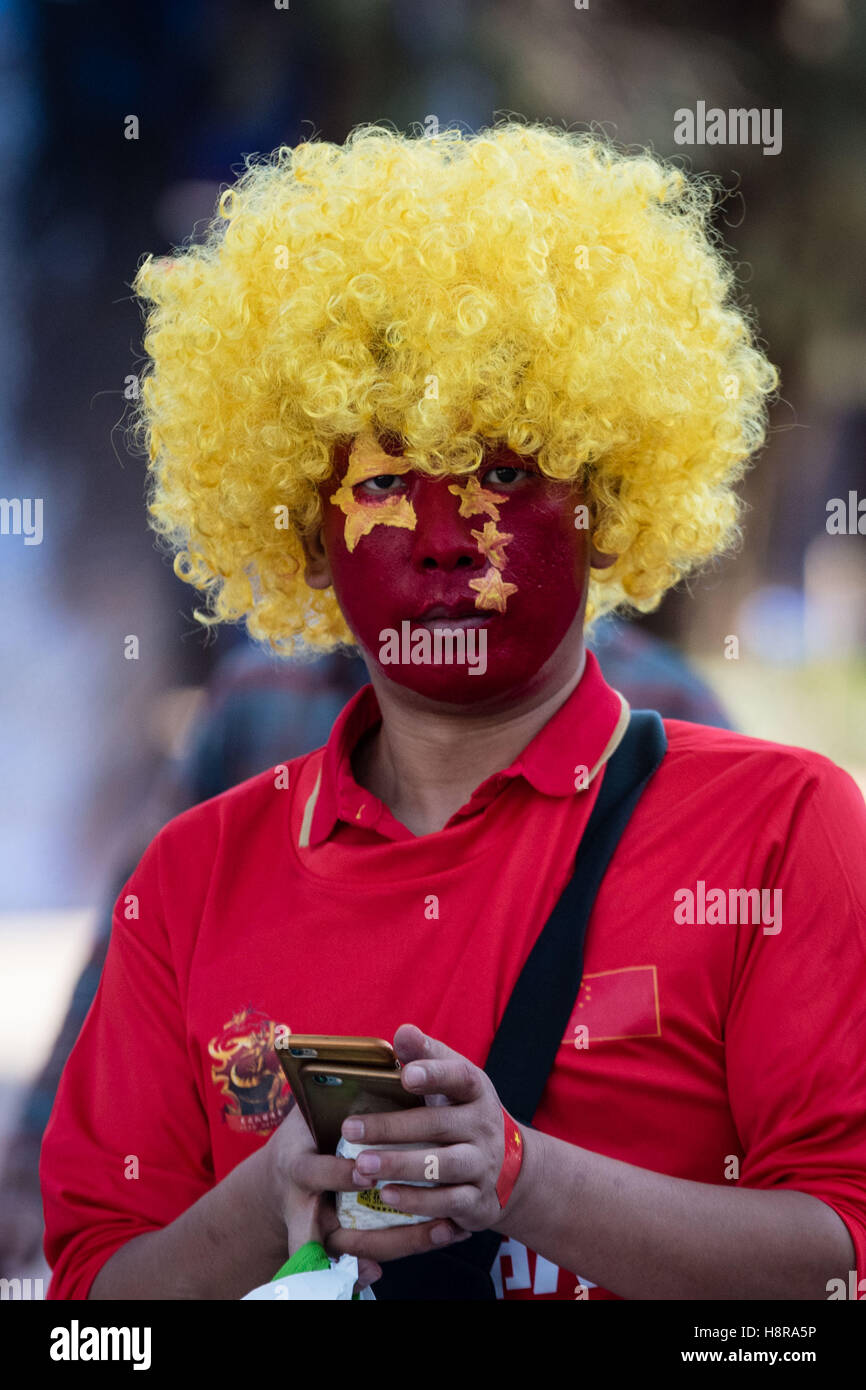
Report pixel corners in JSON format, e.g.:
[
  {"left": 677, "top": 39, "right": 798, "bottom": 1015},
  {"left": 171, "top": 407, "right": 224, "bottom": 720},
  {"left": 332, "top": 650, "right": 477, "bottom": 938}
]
[
  {"left": 586, "top": 690, "right": 631, "bottom": 785},
  {"left": 297, "top": 766, "right": 323, "bottom": 849}
]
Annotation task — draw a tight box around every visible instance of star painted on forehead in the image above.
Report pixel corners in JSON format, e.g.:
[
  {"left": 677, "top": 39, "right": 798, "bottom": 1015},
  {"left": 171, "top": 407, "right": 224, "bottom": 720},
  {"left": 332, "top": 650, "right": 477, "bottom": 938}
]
[
  {"left": 469, "top": 520, "right": 513, "bottom": 571},
  {"left": 329, "top": 431, "right": 417, "bottom": 552},
  {"left": 469, "top": 565, "right": 519, "bottom": 613}
]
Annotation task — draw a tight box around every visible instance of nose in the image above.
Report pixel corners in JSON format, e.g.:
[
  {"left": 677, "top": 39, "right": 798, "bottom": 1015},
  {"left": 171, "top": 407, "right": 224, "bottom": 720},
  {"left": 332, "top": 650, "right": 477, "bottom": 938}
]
[{"left": 409, "top": 476, "right": 487, "bottom": 573}]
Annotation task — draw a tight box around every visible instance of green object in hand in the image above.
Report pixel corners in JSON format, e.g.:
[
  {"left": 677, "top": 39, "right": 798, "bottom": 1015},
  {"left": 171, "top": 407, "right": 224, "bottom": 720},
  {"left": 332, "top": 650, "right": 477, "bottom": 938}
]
[{"left": 272, "top": 1241, "right": 361, "bottom": 1299}]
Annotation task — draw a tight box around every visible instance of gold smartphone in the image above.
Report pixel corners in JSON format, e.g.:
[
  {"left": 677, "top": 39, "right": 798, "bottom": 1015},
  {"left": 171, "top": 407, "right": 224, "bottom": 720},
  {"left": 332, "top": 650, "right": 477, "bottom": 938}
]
[
  {"left": 275, "top": 1034, "right": 398, "bottom": 1135},
  {"left": 297, "top": 1060, "right": 424, "bottom": 1154}
]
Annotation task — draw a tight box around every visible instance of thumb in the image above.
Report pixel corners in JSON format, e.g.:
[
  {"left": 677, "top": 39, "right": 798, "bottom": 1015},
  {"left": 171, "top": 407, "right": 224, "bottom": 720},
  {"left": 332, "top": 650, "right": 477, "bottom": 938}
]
[{"left": 393, "top": 1023, "right": 461, "bottom": 1065}]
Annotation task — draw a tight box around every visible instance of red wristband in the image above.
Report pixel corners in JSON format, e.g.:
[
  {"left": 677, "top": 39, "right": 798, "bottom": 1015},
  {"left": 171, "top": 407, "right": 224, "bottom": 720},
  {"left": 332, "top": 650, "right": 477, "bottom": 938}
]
[{"left": 495, "top": 1105, "right": 524, "bottom": 1209}]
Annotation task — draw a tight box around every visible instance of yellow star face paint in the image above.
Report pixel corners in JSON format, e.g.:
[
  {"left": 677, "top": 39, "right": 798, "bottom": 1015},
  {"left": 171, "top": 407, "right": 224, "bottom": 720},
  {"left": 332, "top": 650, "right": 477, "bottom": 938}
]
[
  {"left": 469, "top": 520, "right": 513, "bottom": 571},
  {"left": 328, "top": 440, "right": 527, "bottom": 614},
  {"left": 468, "top": 565, "right": 519, "bottom": 613},
  {"left": 447, "top": 476, "right": 508, "bottom": 521},
  {"left": 448, "top": 474, "right": 520, "bottom": 610},
  {"left": 318, "top": 439, "right": 590, "bottom": 701},
  {"left": 329, "top": 432, "right": 417, "bottom": 552},
  {"left": 451, "top": 478, "right": 519, "bottom": 608}
]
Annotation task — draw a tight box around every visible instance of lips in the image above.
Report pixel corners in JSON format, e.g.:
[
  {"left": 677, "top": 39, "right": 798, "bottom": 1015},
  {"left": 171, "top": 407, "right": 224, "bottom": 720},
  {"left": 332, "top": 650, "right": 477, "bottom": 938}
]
[{"left": 414, "top": 599, "right": 481, "bottom": 621}]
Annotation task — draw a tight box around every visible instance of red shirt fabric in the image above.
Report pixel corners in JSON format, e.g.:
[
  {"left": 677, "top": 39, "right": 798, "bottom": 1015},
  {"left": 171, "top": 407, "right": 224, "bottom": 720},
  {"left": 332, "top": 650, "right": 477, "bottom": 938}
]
[{"left": 41, "top": 652, "right": 866, "bottom": 1300}]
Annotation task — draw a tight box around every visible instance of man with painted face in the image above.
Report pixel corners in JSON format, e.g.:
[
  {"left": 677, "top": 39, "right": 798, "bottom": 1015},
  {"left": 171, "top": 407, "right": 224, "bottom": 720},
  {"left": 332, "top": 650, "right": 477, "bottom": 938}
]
[
  {"left": 304, "top": 430, "right": 619, "bottom": 835},
  {"left": 41, "top": 124, "right": 866, "bottom": 1302}
]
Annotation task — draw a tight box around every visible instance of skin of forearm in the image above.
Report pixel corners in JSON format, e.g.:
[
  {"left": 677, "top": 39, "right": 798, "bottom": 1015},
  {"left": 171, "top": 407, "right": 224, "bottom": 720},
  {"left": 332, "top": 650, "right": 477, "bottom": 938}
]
[
  {"left": 87, "top": 1143, "right": 288, "bottom": 1299},
  {"left": 493, "top": 1127, "right": 856, "bottom": 1300}
]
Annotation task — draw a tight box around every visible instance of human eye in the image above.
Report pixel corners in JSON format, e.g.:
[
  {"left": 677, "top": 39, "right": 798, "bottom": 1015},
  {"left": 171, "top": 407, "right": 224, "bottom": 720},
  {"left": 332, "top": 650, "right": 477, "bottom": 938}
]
[
  {"left": 482, "top": 464, "right": 531, "bottom": 488},
  {"left": 357, "top": 473, "right": 407, "bottom": 496}
]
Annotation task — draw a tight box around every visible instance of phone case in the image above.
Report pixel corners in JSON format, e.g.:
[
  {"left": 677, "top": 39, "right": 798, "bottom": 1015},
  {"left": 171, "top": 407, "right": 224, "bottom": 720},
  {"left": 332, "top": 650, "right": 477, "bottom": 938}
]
[
  {"left": 275, "top": 1035, "right": 398, "bottom": 1134},
  {"left": 297, "top": 1060, "right": 424, "bottom": 1154}
]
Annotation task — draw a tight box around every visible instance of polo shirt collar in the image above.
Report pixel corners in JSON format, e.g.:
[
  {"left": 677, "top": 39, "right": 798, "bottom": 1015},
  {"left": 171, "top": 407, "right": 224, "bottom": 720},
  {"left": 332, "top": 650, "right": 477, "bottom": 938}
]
[{"left": 299, "top": 649, "right": 629, "bottom": 848}]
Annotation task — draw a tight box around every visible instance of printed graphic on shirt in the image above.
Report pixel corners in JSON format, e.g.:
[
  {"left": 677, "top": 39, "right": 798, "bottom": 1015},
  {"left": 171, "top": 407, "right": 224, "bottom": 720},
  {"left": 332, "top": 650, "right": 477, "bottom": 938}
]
[
  {"left": 493, "top": 1236, "right": 597, "bottom": 1300},
  {"left": 561, "top": 966, "right": 661, "bottom": 1045},
  {"left": 207, "top": 1006, "right": 292, "bottom": 1134}
]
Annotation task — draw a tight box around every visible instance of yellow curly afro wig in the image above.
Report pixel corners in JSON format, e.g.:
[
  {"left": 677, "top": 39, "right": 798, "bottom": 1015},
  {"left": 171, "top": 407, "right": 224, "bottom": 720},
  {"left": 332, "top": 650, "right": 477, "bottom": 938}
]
[{"left": 130, "top": 121, "right": 778, "bottom": 655}]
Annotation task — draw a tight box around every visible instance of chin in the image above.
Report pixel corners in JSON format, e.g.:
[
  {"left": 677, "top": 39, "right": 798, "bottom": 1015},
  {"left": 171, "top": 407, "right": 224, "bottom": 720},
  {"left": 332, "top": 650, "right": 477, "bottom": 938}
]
[
  {"left": 355, "top": 609, "right": 582, "bottom": 706},
  {"left": 374, "top": 652, "right": 552, "bottom": 707}
]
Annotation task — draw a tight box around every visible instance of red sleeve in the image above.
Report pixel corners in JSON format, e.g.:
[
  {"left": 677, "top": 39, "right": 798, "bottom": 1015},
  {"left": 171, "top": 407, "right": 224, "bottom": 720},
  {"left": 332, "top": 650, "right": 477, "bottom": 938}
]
[
  {"left": 725, "top": 757, "right": 866, "bottom": 1291},
  {"left": 39, "top": 830, "right": 214, "bottom": 1299}
]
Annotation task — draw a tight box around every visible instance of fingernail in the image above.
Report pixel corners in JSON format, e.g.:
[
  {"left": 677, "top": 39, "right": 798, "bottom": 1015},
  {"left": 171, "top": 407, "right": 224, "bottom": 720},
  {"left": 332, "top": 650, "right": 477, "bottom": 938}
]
[
  {"left": 431, "top": 1224, "right": 454, "bottom": 1245},
  {"left": 356, "top": 1152, "right": 380, "bottom": 1174},
  {"left": 343, "top": 1118, "right": 364, "bottom": 1140},
  {"left": 404, "top": 1065, "right": 425, "bottom": 1086}
]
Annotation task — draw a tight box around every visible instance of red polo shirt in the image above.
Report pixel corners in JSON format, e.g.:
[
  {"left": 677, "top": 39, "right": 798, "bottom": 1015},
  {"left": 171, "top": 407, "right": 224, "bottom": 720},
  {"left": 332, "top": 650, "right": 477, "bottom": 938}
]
[{"left": 41, "top": 652, "right": 866, "bottom": 1300}]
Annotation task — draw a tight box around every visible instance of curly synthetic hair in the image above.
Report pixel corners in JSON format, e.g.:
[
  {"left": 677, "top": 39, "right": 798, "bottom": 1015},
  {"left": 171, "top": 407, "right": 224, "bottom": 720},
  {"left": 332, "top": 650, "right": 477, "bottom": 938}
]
[{"left": 130, "top": 120, "right": 778, "bottom": 654}]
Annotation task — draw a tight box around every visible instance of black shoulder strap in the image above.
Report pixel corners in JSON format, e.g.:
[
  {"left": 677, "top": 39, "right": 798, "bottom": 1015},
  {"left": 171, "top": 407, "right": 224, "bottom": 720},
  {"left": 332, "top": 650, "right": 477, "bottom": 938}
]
[
  {"left": 485, "top": 708, "right": 667, "bottom": 1122},
  {"left": 372, "top": 709, "right": 668, "bottom": 1300}
]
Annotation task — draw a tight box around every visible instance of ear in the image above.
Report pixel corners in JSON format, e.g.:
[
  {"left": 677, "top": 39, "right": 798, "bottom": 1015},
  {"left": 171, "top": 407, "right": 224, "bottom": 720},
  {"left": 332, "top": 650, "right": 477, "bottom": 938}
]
[
  {"left": 589, "top": 537, "right": 618, "bottom": 571},
  {"left": 581, "top": 490, "right": 618, "bottom": 570},
  {"left": 300, "top": 523, "right": 333, "bottom": 590},
  {"left": 300, "top": 443, "right": 350, "bottom": 590}
]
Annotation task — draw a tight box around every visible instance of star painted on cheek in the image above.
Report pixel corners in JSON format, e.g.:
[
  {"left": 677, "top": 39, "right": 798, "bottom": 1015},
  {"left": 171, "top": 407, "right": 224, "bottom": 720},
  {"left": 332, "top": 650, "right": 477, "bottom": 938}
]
[
  {"left": 329, "top": 431, "right": 417, "bottom": 552},
  {"left": 447, "top": 476, "right": 508, "bottom": 521},
  {"left": 469, "top": 521, "right": 513, "bottom": 570},
  {"left": 469, "top": 566, "right": 519, "bottom": 613}
]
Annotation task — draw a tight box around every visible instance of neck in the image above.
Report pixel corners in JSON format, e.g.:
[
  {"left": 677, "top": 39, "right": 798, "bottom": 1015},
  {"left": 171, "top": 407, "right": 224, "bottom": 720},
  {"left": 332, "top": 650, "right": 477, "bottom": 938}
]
[{"left": 352, "top": 638, "right": 587, "bottom": 837}]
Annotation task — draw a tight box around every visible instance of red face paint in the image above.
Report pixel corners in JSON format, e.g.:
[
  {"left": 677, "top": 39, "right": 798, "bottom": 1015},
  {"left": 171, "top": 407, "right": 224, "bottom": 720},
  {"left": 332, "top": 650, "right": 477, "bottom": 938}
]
[{"left": 319, "top": 438, "right": 591, "bottom": 703}]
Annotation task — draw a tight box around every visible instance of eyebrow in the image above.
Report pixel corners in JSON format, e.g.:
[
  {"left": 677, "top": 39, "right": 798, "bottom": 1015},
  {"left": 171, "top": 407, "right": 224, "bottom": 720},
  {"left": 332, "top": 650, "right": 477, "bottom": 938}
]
[
  {"left": 340, "top": 435, "right": 541, "bottom": 480},
  {"left": 377, "top": 431, "right": 405, "bottom": 456}
]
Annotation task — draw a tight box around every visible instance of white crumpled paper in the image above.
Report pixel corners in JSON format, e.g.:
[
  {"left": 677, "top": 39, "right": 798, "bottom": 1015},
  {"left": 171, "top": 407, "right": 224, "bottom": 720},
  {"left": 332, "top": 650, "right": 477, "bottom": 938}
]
[
  {"left": 242, "top": 1252, "right": 376, "bottom": 1300},
  {"left": 336, "top": 1136, "right": 437, "bottom": 1230}
]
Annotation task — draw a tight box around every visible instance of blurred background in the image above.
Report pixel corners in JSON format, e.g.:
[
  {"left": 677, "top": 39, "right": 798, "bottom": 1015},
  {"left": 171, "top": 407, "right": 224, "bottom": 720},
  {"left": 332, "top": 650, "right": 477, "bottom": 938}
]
[{"left": 0, "top": 0, "right": 863, "bottom": 1287}]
